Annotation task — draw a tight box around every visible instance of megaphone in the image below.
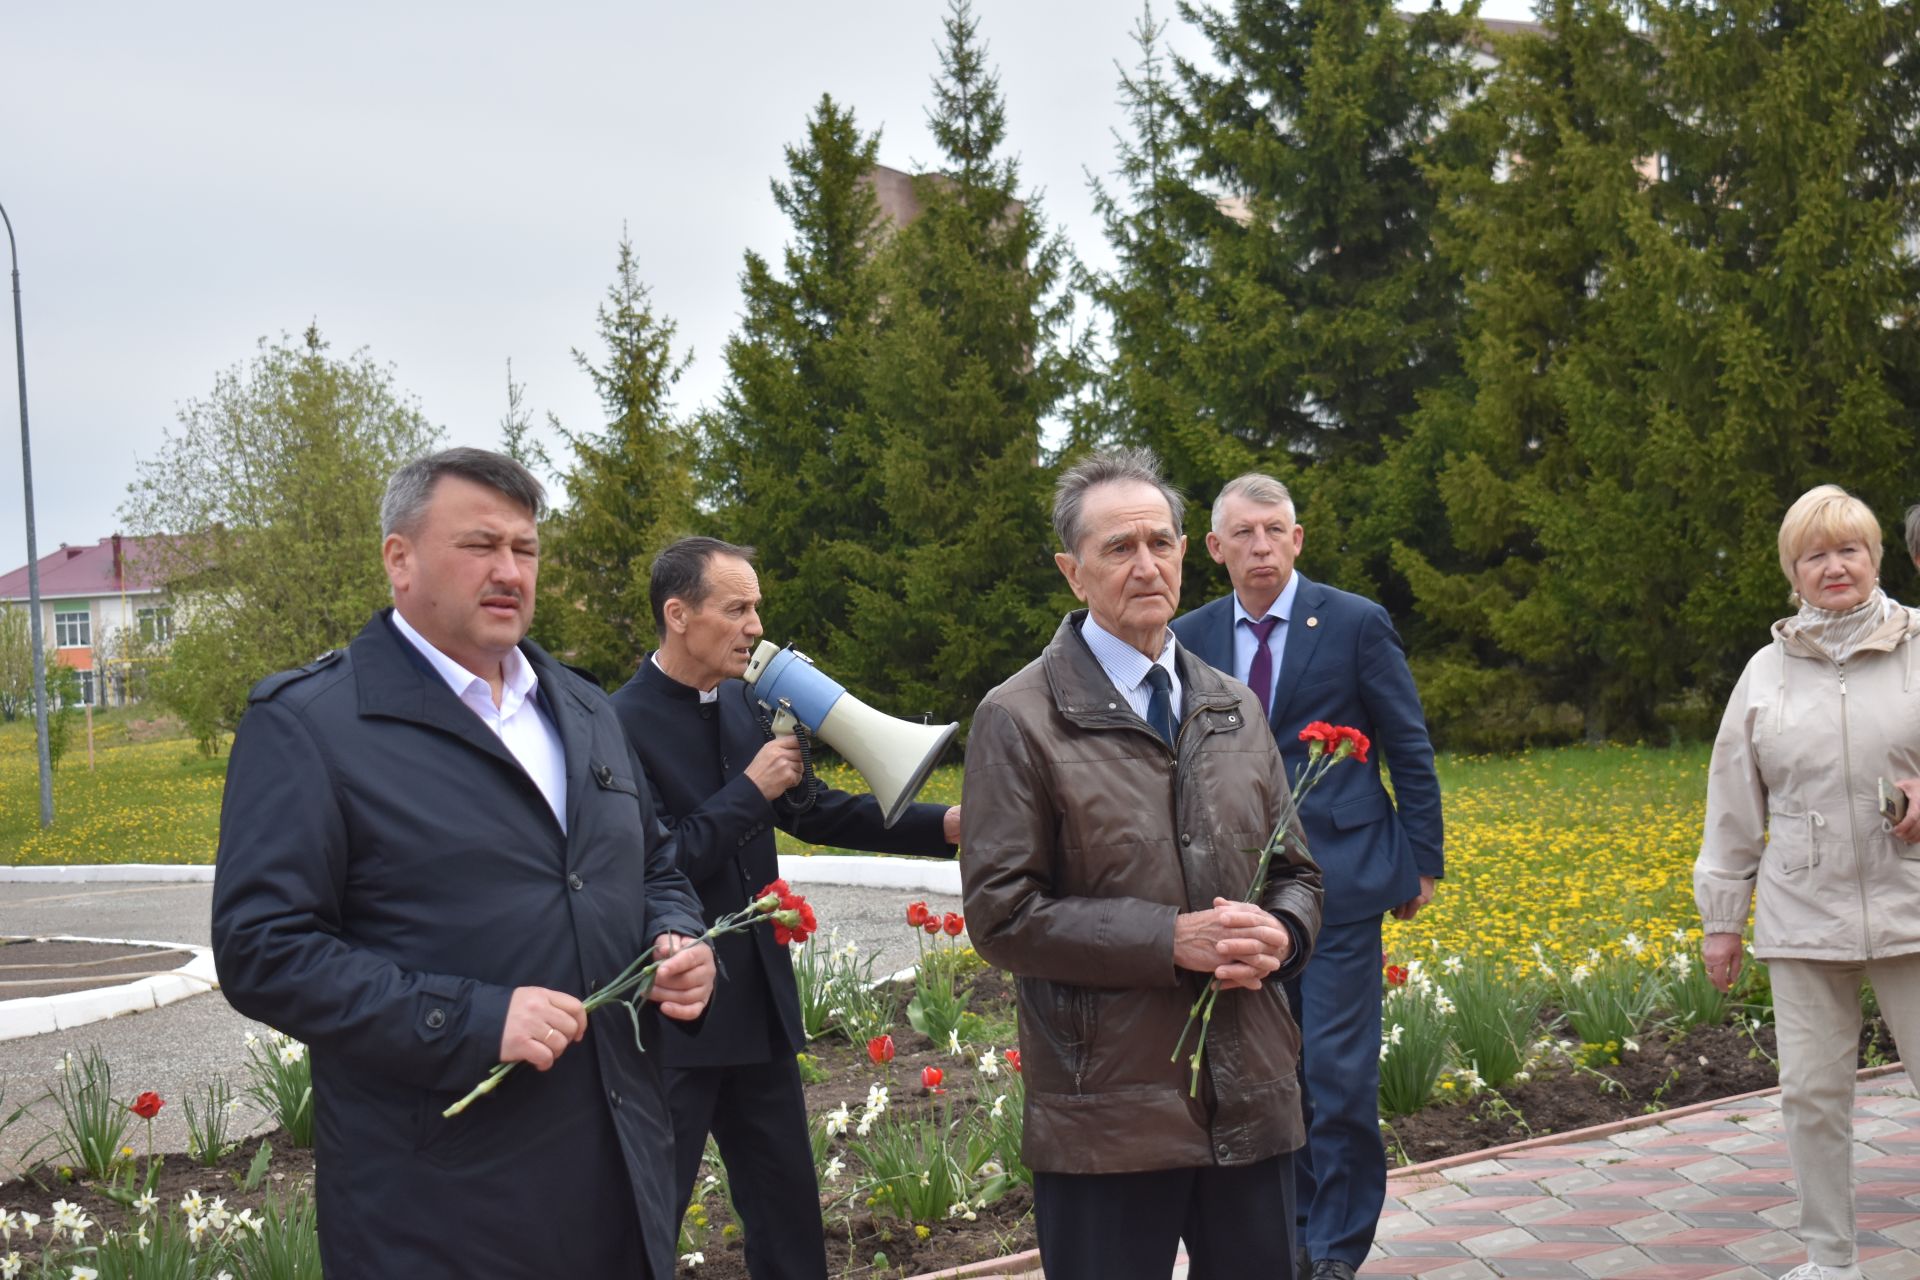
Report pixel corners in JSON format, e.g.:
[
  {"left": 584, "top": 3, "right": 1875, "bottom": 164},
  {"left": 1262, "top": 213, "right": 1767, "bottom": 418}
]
[{"left": 743, "top": 640, "right": 958, "bottom": 828}]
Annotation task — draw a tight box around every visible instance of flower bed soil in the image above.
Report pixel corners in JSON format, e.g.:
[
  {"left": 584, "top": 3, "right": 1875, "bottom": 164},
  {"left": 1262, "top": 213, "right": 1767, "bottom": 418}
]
[
  {"left": 0, "top": 1129, "right": 314, "bottom": 1244},
  {"left": 2, "top": 972, "right": 1885, "bottom": 1280}
]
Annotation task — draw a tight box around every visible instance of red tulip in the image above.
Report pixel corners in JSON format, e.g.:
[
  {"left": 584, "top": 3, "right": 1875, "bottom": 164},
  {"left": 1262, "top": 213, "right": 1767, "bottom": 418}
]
[
  {"left": 942, "top": 912, "right": 964, "bottom": 937},
  {"left": 129, "top": 1091, "right": 164, "bottom": 1119},
  {"left": 921, "top": 1065, "right": 944, "bottom": 1093},
  {"left": 1004, "top": 1049, "right": 1021, "bottom": 1073},
  {"left": 1384, "top": 964, "right": 1408, "bottom": 987},
  {"left": 867, "top": 1034, "right": 895, "bottom": 1065},
  {"left": 923, "top": 920, "right": 941, "bottom": 935},
  {"left": 906, "top": 901, "right": 932, "bottom": 928}
]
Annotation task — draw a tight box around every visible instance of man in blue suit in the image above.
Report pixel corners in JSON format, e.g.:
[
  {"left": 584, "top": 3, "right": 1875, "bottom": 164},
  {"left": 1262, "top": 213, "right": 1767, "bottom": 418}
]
[{"left": 1171, "top": 472, "right": 1444, "bottom": 1280}]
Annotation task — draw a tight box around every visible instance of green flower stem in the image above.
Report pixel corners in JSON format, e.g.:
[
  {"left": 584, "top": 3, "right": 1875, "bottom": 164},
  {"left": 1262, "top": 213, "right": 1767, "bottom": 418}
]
[
  {"left": 1178, "top": 743, "right": 1352, "bottom": 1098},
  {"left": 444, "top": 894, "right": 786, "bottom": 1118}
]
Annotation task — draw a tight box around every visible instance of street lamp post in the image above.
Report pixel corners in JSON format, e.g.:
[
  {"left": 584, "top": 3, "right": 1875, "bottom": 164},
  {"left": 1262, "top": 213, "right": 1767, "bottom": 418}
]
[{"left": 1, "top": 200, "right": 55, "bottom": 829}]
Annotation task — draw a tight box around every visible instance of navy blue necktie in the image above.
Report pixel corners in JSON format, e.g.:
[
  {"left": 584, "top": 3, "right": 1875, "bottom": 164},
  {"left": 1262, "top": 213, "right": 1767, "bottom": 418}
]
[{"left": 1144, "top": 665, "right": 1175, "bottom": 747}]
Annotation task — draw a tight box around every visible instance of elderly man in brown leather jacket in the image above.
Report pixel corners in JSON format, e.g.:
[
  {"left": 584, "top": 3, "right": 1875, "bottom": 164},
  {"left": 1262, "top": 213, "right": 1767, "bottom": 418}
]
[{"left": 960, "top": 447, "right": 1323, "bottom": 1280}]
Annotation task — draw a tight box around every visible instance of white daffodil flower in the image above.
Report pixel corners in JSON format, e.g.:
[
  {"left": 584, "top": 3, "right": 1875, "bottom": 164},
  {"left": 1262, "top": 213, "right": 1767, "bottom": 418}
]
[
  {"left": 277, "top": 1041, "right": 306, "bottom": 1067},
  {"left": 823, "top": 1155, "right": 845, "bottom": 1181},
  {"left": 990, "top": 1094, "right": 1007, "bottom": 1118},
  {"left": 69, "top": 1267, "right": 98, "bottom": 1280},
  {"left": 244, "top": 1033, "right": 258, "bottom": 1049},
  {"left": 187, "top": 1216, "right": 210, "bottom": 1246},
  {"left": 947, "top": 1028, "right": 962, "bottom": 1056},
  {"left": 0, "top": 1255, "right": 17, "bottom": 1280},
  {"left": 978, "top": 1049, "right": 1000, "bottom": 1079},
  {"left": 133, "top": 1189, "right": 158, "bottom": 1216},
  {"left": 0, "top": 1210, "right": 13, "bottom": 1238},
  {"left": 682, "top": 1252, "right": 705, "bottom": 1267},
  {"left": 1440, "top": 955, "right": 1463, "bottom": 974},
  {"left": 824, "top": 1104, "right": 851, "bottom": 1138},
  {"left": 1622, "top": 1038, "right": 1640, "bottom": 1054},
  {"left": 180, "top": 1191, "right": 205, "bottom": 1217}
]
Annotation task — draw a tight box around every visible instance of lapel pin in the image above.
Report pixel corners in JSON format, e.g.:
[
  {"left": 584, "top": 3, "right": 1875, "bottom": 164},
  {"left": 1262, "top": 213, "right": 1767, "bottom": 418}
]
[{"left": 1306, "top": 616, "right": 1318, "bottom": 628}]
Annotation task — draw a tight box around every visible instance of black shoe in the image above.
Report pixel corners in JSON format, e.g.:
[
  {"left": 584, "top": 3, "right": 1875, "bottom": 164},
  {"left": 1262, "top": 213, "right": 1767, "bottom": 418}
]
[{"left": 1312, "top": 1261, "right": 1357, "bottom": 1280}]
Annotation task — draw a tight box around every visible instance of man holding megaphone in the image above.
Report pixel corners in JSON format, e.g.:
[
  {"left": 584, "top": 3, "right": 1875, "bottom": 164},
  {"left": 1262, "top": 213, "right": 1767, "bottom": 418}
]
[{"left": 610, "top": 535, "right": 960, "bottom": 1280}]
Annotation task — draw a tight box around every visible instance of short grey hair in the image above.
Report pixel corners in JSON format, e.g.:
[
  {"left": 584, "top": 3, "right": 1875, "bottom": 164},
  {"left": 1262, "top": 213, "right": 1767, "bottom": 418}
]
[
  {"left": 1211, "top": 473, "right": 1295, "bottom": 532},
  {"left": 1906, "top": 503, "right": 1920, "bottom": 562},
  {"left": 1052, "top": 447, "right": 1185, "bottom": 556},
  {"left": 381, "top": 447, "right": 548, "bottom": 539}
]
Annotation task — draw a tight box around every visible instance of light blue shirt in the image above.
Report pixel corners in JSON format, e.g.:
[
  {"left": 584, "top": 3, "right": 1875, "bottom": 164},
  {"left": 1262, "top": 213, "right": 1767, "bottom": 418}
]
[
  {"left": 1232, "top": 571, "right": 1301, "bottom": 712},
  {"left": 1081, "top": 612, "right": 1182, "bottom": 727}
]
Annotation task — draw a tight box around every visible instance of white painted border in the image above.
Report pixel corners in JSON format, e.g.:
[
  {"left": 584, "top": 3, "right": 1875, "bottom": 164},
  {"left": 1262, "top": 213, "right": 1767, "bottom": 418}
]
[
  {"left": 0, "top": 934, "right": 220, "bottom": 1042},
  {"left": 777, "top": 854, "right": 960, "bottom": 896},
  {"left": 1, "top": 856, "right": 961, "bottom": 895}
]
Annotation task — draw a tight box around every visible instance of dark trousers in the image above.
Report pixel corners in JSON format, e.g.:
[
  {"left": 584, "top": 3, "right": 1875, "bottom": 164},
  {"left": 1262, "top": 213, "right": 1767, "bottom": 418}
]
[
  {"left": 1285, "top": 913, "right": 1387, "bottom": 1268},
  {"left": 666, "top": 1056, "right": 827, "bottom": 1280},
  {"left": 1033, "top": 1152, "right": 1296, "bottom": 1280}
]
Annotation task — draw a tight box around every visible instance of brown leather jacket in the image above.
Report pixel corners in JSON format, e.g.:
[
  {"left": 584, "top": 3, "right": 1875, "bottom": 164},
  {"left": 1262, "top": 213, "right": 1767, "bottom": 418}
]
[{"left": 960, "top": 613, "right": 1323, "bottom": 1175}]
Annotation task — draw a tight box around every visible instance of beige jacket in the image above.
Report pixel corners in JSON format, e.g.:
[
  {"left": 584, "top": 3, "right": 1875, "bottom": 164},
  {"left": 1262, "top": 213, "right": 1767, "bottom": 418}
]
[
  {"left": 1695, "top": 605, "right": 1920, "bottom": 960},
  {"left": 960, "top": 613, "right": 1323, "bottom": 1175}
]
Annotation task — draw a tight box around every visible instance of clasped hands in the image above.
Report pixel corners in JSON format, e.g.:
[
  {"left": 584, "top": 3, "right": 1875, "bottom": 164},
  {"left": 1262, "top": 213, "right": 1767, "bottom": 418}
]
[
  {"left": 499, "top": 932, "right": 716, "bottom": 1070},
  {"left": 1174, "top": 897, "right": 1292, "bottom": 992}
]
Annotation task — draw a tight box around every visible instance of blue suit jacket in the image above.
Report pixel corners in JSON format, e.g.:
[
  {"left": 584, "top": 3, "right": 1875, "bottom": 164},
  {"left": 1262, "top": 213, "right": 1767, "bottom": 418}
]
[{"left": 1171, "top": 575, "right": 1443, "bottom": 926}]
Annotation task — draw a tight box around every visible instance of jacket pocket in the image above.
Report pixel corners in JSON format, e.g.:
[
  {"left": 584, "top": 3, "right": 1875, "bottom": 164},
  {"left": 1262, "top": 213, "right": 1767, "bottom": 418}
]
[
  {"left": 1049, "top": 981, "right": 1097, "bottom": 1092},
  {"left": 592, "top": 762, "right": 641, "bottom": 797},
  {"left": 1331, "top": 790, "right": 1389, "bottom": 831},
  {"left": 1764, "top": 809, "right": 1824, "bottom": 875}
]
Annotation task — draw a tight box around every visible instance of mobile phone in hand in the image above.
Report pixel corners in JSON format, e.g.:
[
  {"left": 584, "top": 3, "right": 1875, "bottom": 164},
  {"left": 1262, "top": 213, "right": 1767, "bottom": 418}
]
[{"left": 1879, "top": 777, "right": 1910, "bottom": 824}]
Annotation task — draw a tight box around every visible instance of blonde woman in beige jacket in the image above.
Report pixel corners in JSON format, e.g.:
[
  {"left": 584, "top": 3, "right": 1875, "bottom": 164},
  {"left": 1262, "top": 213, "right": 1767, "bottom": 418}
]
[{"left": 1696, "top": 484, "right": 1920, "bottom": 1280}]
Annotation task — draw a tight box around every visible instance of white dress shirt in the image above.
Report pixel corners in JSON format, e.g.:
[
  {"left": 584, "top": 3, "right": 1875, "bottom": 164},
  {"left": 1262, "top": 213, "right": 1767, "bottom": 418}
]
[
  {"left": 1231, "top": 571, "right": 1302, "bottom": 710},
  {"left": 390, "top": 609, "right": 568, "bottom": 832},
  {"left": 1081, "top": 612, "right": 1183, "bottom": 726}
]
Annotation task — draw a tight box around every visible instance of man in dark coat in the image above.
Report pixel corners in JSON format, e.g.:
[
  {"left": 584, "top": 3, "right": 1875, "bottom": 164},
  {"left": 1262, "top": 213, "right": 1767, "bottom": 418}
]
[
  {"left": 212, "top": 447, "right": 715, "bottom": 1280},
  {"left": 1172, "top": 472, "right": 1444, "bottom": 1280},
  {"left": 609, "top": 535, "right": 959, "bottom": 1280}
]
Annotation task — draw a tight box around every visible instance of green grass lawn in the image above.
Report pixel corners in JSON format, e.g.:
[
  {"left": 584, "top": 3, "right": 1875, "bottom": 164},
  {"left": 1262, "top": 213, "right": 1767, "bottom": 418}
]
[
  {"left": 0, "top": 710, "right": 228, "bottom": 866},
  {"left": 0, "top": 712, "right": 1717, "bottom": 964}
]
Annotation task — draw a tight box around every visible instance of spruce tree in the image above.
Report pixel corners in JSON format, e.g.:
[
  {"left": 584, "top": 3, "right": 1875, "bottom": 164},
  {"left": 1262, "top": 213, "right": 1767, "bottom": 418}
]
[
  {"left": 1404, "top": 0, "right": 1920, "bottom": 744},
  {"left": 1171, "top": 0, "right": 1491, "bottom": 601},
  {"left": 699, "top": 95, "right": 889, "bottom": 658},
  {"left": 1088, "top": 6, "right": 1242, "bottom": 596},
  {"left": 831, "top": 0, "right": 1082, "bottom": 723},
  {"left": 539, "top": 234, "right": 696, "bottom": 683}
]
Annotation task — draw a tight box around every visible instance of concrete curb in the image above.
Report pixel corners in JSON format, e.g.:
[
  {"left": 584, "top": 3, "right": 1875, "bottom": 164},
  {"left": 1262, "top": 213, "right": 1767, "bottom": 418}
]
[
  {"left": 1384, "top": 1057, "right": 1905, "bottom": 1180},
  {"left": 0, "top": 865, "right": 215, "bottom": 882},
  {"left": 0, "top": 934, "right": 220, "bottom": 1041},
  {"left": 1, "top": 856, "right": 960, "bottom": 894}
]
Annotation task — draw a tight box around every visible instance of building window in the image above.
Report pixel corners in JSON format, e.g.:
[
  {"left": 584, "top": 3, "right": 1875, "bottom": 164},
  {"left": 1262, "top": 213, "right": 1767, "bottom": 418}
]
[
  {"left": 77, "top": 670, "right": 96, "bottom": 707},
  {"left": 138, "top": 606, "right": 173, "bottom": 644},
  {"left": 54, "top": 609, "right": 90, "bottom": 648}
]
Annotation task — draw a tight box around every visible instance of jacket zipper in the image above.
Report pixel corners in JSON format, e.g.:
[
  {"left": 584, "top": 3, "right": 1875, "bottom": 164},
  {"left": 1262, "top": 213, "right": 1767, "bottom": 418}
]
[{"left": 1837, "top": 660, "right": 1874, "bottom": 959}]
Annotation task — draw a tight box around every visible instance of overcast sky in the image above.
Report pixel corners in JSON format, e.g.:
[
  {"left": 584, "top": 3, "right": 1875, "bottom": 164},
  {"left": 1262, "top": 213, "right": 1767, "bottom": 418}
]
[{"left": 0, "top": 1, "right": 1535, "bottom": 574}]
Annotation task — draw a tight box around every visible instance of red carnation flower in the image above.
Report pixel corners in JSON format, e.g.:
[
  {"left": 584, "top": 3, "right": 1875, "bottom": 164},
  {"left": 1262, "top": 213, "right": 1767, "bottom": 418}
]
[
  {"left": 1332, "top": 726, "right": 1371, "bottom": 763},
  {"left": 906, "top": 901, "right": 932, "bottom": 928},
  {"left": 868, "top": 1034, "right": 895, "bottom": 1065},
  {"left": 1298, "top": 722, "right": 1338, "bottom": 746},
  {"left": 942, "top": 912, "right": 964, "bottom": 937},
  {"left": 130, "top": 1091, "right": 164, "bottom": 1119}
]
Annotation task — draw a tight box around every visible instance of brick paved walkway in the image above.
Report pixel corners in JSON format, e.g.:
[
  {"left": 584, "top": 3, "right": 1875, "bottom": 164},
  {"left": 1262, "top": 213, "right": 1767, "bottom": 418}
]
[
  {"left": 912, "top": 1071, "right": 1920, "bottom": 1280},
  {"left": 1363, "top": 1070, "right": 1920, "bottom": 1280}
]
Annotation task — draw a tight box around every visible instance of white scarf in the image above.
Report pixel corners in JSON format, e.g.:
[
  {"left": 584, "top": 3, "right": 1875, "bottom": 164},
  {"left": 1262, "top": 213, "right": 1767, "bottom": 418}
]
[{"left": 1794, "top": 586, "right": 1899, "bottom": 664}]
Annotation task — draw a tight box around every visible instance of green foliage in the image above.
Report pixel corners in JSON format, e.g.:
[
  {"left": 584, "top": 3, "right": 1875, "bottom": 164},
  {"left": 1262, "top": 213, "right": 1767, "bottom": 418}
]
[
  {"left": 41, "top": 1045, "right": 133, "bottom": 1179},
  {"left": 182, "top": 1077, "right": 240, "bottom": 1167},
  {"left": 906, "top": 943, "right": 973, "bottom": 1049},
  {"left": 0, "top": 604, "right": 32, "bottom": 722},
  {"left": 119, "top": 326, "right": 440, "bottom": 751},
  {"left": 827, "top": 0, "right": 1082, "bottom": 729},
  {"left": 222, "top": 1190, "right": 324, "bottom": 1279},
  {"left": 537, "top": 234, "right": 696, "bottom": 685},
  {"left": 1406, "top": 0, "right": 1920, "bottom": 743},
  {"left": 699, "top": 95, "right": 893, "bottom": 663},
  {"left": 1555, "top": 954, "right": 1664, "bottom": 1064},
  {"left": 242, "top": 1031, "right": 314, "bottom": 1149},
  {"left": 1438, "top": 957, "right": 1543, "bottom": 1089},
  {"left": 42, "top": 664, "right": 80, "bottom": 769},
  {"left": 849, "top": 1100, "right": 974, "bottom": 1224},
  {"left": 1377, "top": 978, "right": 1450, "bottom": 1118}
]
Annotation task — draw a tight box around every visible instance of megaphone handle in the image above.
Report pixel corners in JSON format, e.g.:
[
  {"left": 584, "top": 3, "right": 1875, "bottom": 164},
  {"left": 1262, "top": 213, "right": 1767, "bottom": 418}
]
[
  {"left": 748, "top": 692, "right": 818, "bottom": 815},
  {"left": 770, "top": 708, "right": 799, "bottom": 737}
]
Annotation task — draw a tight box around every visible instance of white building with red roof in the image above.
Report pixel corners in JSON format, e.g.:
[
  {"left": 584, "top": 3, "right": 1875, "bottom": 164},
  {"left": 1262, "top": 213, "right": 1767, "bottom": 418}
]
[{"left": 0, "top": 534, "right": 179, "bottom": 706}]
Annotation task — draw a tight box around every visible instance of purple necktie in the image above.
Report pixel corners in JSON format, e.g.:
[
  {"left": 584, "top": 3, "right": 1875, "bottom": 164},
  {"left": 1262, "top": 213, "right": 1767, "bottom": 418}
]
[{"left": 1245, "top": 615, "right": 1282, "bottom": 719}]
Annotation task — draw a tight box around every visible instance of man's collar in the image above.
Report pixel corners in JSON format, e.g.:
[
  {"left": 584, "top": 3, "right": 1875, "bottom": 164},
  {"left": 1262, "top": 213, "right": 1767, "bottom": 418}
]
[
  {"left": 1080, "top": 610, "right": 1177, "bottom": 693},
  {"left": 389, "top": 607, "right": 536, "bottom": 704},
  {"left": 1233, "top": 571, "right": 1301, "bottom": 627},
  {"left": 650, "top": 651, "right": 719, "bottom": 703}
]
